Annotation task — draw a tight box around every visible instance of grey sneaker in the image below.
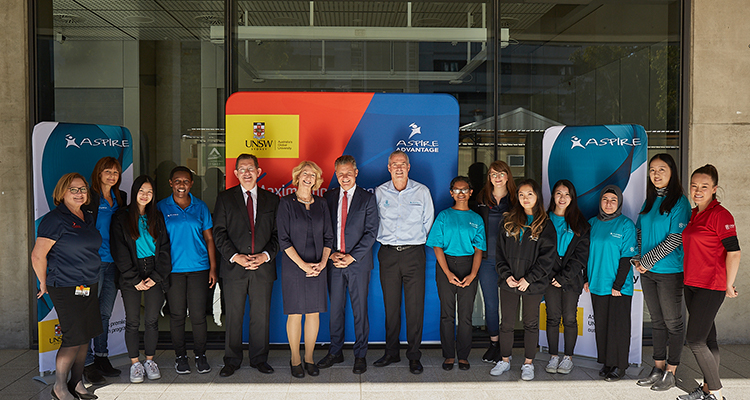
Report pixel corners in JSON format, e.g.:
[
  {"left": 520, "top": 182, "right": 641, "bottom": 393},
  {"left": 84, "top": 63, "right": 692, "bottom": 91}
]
[
  {"left": 677, "top": 385, "right": 706, "bottom": 400},
  {"left": 546, "top": 356, "right": 559, "bottom": 374},
  {"left": 143, "top": 359, "right": 161, "bottom": 380},
  {"left": 490, "top": 360, "right": 511, "bottom": 376},
  {"left": 521, "top": 363, "right": 535, "bottom": 381},
  {"left": 129, "top": 362, "right": 145, "bottom": 383},
  {"left": 195, "top": 355, "right": 211, "bottom": 374},
  {"left": 175, "top": 355, "right": 190, "bottom": 374},
  {"left": 557, "top": 356, "right": 574, "bottom": 374}
]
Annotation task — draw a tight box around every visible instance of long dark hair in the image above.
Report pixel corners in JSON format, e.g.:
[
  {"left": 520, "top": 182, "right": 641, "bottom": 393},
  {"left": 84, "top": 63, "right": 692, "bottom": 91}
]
[
  {"left": 503, "top": 179, "right": 547, "bottom": 240},
  {"left": 477, "top": 160, "right": 517, "bottom": 206},
  {"left": 547, "top": 179, "right": 587, "bottom": 236},
  {"left": 691, "top": 164, "right": 719, "bottom": 201},
  {"left": 127, "top": 175, "right": 159, "bottom": 241},
  {"left": 641, "top": 153, "right": 684, "bottom": 215},
  {"left": 90, "top": 156, "right": 123, "bottom": 205}
]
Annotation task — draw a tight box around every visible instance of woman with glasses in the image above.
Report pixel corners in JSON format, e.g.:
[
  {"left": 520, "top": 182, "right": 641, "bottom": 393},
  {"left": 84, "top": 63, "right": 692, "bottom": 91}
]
[
  {"left": 471, "top": 161, "right": 517, "bottom": 363},
  {"left": 31, "top": 173, "right": 102, "bottom": 400},
  {"left": 427, "top": 176, "right": 486, "bottom": 371}
]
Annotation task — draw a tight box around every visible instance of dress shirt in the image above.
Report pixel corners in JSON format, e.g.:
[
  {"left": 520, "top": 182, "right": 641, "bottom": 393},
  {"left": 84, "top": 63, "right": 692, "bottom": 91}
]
[
  {"left": 230, "top": 184, "right": 270, "bottom": 263},
  {"left": 376, "top": 179, "right": 434, "bottom": 245},
  {"left": 337, "top": 184, "right": 355, "bottom": 251}
]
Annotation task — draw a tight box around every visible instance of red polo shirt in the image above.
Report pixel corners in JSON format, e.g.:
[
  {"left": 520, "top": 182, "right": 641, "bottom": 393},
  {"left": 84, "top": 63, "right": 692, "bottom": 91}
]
[{"left": 682, "top": 199, "right": 737, "bottom": 291}]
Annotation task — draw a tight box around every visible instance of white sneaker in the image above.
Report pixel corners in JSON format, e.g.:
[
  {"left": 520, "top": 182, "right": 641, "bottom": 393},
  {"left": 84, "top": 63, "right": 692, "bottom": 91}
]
[
  {"left": 557, "top": 356, "right": 574, "bottom": 374},
  {"left": 546, "top": 356, "right": 559, "bottom": 373},
  {"left": 490, "top": 360, "right": 511, "bottom": 376},
  {"left": 143, "top": 359, "right": 161, "bottom": 380},
  {"left": 130, "top": 362, "right": 145, "bottom": 383},
  {"left": 521, "top": 363, "right": 535, "bottom": 381}
]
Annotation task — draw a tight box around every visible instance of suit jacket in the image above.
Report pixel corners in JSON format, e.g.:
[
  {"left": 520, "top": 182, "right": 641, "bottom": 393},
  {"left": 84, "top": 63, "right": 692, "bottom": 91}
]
[
  {"left": 324, "top": 186, "right": 379, "bottom": 272},
  {"left": 213, "top": 185, "right": 280, "bottom": 282}
]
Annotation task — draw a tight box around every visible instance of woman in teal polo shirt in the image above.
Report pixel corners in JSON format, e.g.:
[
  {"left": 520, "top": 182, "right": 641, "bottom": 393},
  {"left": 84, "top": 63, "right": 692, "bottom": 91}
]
[
  {"left": 157, "top": 166, "right": 217, "bottom": 375},
  {"left": 586, "top": 185, "right": 637, "bottom": 382}
]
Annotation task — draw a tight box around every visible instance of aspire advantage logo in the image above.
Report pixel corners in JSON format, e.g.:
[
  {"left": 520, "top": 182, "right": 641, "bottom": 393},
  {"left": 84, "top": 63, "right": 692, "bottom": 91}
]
[
  {"left": 396, "top": 122, "right": 439, "bottom": 153},
  {"left": 64, "top": 134, "right": 129, "bottom": 148},
  {"left": 570, "top": 135, "right": 642, "bottom": 150}
]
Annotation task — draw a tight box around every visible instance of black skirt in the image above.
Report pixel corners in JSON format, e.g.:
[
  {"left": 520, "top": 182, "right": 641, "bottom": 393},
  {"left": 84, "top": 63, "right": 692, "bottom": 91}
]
[{"left": 48, "top": 283, "right": 103, "bottom": 347}]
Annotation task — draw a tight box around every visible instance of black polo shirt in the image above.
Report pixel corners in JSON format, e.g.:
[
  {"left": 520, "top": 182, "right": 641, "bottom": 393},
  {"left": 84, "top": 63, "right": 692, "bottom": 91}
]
[{"left": 37, "top": 203, "right": 102, "bottom": 287}]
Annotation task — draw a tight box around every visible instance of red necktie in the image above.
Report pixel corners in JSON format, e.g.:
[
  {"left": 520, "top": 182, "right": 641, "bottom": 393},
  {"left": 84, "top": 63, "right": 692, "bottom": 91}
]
[
  {"left": 247, "top": 191, "right": 255, "bottom": 254},
  {"left": 340, "top": 190, "right": 348, "bottom": 253}
]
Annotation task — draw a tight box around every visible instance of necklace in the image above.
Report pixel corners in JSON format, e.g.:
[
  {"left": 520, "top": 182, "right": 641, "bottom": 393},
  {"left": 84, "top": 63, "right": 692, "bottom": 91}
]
[{"left": 296, "top": 195, "right": 314, "bottom": 205}]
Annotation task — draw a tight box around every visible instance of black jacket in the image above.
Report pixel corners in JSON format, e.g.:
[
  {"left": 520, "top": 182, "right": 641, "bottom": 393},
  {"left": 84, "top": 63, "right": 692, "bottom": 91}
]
[
  {"left": 471, "top": 196, "right": 510, "bottom": 260},
  {"left": 496, "top": 218, "right": 557, "bottom": 295},
  {"left": 110, "top": 208, "right": 172, "bottom": 292},
  {"left": 550, "top": 222, "right": 590, "bottom": 294}
]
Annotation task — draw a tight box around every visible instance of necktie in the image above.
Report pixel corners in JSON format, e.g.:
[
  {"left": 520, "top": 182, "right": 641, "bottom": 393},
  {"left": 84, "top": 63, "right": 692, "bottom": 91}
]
[
  {"left": 340, "top": 190, "right": 348, "bottom": 253},
  {"left": 246, "top": 191, "right": 255, "bottom": 253}
]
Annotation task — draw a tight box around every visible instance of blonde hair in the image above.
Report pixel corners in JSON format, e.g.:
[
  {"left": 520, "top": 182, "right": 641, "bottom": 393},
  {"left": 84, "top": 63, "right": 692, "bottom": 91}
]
[
  {"left": 292, "top": 161, "right": 324, "bottom": 190},
  {"left": 52, "top": 173, "right": 90, "bottom": 206}
]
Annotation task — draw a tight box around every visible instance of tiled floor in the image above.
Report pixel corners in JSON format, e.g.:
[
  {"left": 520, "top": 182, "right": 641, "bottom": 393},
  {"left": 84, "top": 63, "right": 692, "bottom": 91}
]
[{"left": 2, "top": 345, "right": 750, "bottom": 400}]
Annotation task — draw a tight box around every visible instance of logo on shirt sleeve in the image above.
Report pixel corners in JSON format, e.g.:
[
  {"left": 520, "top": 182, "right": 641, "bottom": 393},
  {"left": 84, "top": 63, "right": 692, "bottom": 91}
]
[{"left": 725, "top": 224, "right": 735, "bottom": 231}]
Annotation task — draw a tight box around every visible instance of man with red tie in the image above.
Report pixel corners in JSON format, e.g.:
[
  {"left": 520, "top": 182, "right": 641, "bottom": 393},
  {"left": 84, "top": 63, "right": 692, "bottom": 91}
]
[
  {"left": 316, "top": 155, "right": 379, "bottom": 374},
  {"left": 213, "top": 153, "right": 280, "bottom": 377}
]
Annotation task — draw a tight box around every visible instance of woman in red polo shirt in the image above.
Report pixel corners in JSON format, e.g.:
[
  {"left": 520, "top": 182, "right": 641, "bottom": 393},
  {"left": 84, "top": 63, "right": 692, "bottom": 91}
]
[{"left": 679, "top": 165, "right": 741, "bottom": 400}]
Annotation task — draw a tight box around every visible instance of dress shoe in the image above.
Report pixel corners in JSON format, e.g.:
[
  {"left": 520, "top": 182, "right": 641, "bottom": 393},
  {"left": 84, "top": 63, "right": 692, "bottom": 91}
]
[
  {"left": 219, "top": 364, "right": 238, "bottom": 377},
  {"left": 94, "top": 355, "right": 121, "bottom": 377},
  {"left": 83, "top": 364, "right": 106, "bottom": 385},
  {"left": 637, "top": 366, "right": 663, "bottom": 386},
  {"left": 317, "top": 353, "right": 345, "bottom": 369},
  {"left": 68, "top": 381, "right": 98, "bottom": 399},
  {"left": 650, "top": 370, "right": 675, "bottom": 391},
  {"left": 458, "top": 361, "right": 470, "bottom": 370},
  {"left": 250, "top": 361, "right": 274, "bottom": 374},
  {"left": 605, "top": 367, "right": 624, "bottom": 381},
  {"left": 409, "top": 360, "right": 423, "bottom": 374},
  {"left": 442, "top": 360, "right": 454, "bottom": 371},
  {"left": 353, "top": 357, "right": 367, "bottom": 374},
  {"left": 599, "top": 365, "right": 612, "bottom": 377},
  {"left": 290, "top": 361, "right": 305, "bottom": 378},
  {"left": 373, "top": 354, "right": 401, "bottom": 367},
  {"left": 304, "top": 362, "right": 319, "bottom": 376}
]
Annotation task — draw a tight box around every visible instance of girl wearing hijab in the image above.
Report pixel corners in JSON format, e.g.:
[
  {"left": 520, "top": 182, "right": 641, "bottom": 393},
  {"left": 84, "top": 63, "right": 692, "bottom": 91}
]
[{"left": 585, "top": 185, "right": 637, "bottom": 382}]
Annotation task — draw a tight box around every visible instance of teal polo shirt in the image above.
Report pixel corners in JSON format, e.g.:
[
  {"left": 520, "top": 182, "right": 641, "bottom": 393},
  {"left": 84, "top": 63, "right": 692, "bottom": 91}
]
[
  {"left": 636, "top": 195, "right": 691, "bottom": 274},
  {"left": 587, "top": 214, "right": 638, "bottom": 296},
  {"left": 157, "top": 193, "right": 212, "bottom": 273},
  {"left": 550, "top": 213, "right": 575, "bottom": 257},
  {"left": 426, "top": 208, "right": 486, "bottom": 257},
  {"left": 96, "top": 191, "right": 118, "bottom": 262}
]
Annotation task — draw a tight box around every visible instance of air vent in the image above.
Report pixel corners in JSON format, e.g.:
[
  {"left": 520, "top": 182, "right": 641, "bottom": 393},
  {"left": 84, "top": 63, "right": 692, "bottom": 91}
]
[
  {"left": 195, "top": 15, "right": 223, "bottom": 26},
  {"left": 53, "top": 14, "right": 84, "bottom": 25},
  {"left": 507, "top": 154, "right": 525, "bottom": 168}
]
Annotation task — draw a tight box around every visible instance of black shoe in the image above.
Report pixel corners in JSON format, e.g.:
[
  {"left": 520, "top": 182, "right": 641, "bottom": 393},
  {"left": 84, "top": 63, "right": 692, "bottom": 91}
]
[
  {"left": 458, "top": 361, "right": 470, "bottom": 370},
  {"left": 409, "top": 360, "right": 423, "bottom": 374},
  {"left": 353, "top": 357, "right": 367, "bottom": 374},
  {"left": 93, "top": 356, "right": 121, "bottom": 377},
  {"left": 481, "top": 341, "right": 500, "bottom": 363},
  {"left": 651, "top": 370, "right": 675, "bottom": 391},
  {"left": 175, "top": 355, "right": 191, "bottom": 374},
  {"left": 68, "top": 381, "right": 98, "bottom": 399},
  {"left": 442, "top": 360, "right": 454, "bottom": 371},
  {"left": 599, "top": 365, "right": 612, "bottom": 378},
  {"left": 605, "top": 367, "right": 624, "bottom": 382},
  {"left": 305, "top": 362, "right": 319, "bottom": 376},
  {"left": 373, "top": 354, "right": 401, "bottom": 367},
  {"left": 219, "top": 364, "right": 237, "bottom": 377},
  {"left": 290, "top": 361, "right": 305, "bottom": 378},
  {"left": 250, "top": 361, "right": 274, "bottom": 374},
  {"left": 677, "top": 385, "right": 708, "bottom": 400},
  {"left": 195, "top": 355, "right": 211, "bottom": 374},
  {"left": 83, "top": 364, "right": 106, "bottom": 385},
  {"left": 637, "top": 366, "right": 663, "bottom": 387},
  {"left": 317, "top": 353, "right": 344, "bottom": 369}
]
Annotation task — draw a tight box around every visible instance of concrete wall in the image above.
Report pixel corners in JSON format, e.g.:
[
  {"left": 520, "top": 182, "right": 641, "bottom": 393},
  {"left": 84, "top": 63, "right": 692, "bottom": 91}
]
[
  {"left": 689, "top": 0, "right": 750, "bottom": 343},
  {"left": 0, "top": 0, "right": 31, "bottom": 348}
]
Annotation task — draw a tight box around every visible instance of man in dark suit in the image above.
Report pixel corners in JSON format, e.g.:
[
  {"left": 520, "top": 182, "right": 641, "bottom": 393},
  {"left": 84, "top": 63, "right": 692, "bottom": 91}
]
[
  {"left": 213, "top": 153, "right": 279, "bottom": 377},
  {"left": 316, "top": 155, "right": 379, "bottom": 374}
]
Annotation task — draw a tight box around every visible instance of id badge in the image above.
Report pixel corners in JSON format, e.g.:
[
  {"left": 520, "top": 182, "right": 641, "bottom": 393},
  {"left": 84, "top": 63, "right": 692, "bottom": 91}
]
[{"left": 75, "top": 285, "right": 91, "bottom": 297}]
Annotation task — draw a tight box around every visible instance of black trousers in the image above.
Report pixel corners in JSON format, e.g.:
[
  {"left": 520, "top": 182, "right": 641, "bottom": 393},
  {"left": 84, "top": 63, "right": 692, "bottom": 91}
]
[
  {"left": 684, "top": 285, "right": 725, "bottom": 391},
  {"left": 328, "top": 266, "right": 370, "bottom": 358},
  {"left": 121, "top": 281, "right": 164, "bottom": 359},
  {"left": 166, "top": 270, "right": 210, "bottom": 357},
  {"left": 591, "top": 293, "right": 631, "bottom": 369},
  {"left": 641, "top": 271, "right": 684, "bottom": 365},
  {"left": 499, "top": 290, "right": 543, "bottom": 360},
  {"left": 223, "top": 274, "right": 274, "bottom": 368},
  {"left": 544, "top": 285, "right": 580, "bottom": 356},
  {"left": 378, "top": 245, "right": 426, "bottom": 361},
  {"left": 435, "top": 255, "right": 478, "bottom": 360}
]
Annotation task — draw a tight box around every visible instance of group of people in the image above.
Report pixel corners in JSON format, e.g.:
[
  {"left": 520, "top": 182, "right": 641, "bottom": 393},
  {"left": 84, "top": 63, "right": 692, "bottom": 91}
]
[{"left": 31, "top": 150, "right": 739, "bottom": 400}]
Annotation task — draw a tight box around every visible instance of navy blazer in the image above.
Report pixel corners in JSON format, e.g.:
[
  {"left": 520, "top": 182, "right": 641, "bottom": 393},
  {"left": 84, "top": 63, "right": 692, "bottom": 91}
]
[{"left": 323, "top": 186, "right": 379, "bottom": 272}]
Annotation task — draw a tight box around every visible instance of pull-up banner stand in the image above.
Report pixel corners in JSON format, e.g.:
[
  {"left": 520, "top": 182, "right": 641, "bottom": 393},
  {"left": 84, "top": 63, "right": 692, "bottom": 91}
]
[{"left": 540, "top": 124, "right": 648, "bottom": 365}]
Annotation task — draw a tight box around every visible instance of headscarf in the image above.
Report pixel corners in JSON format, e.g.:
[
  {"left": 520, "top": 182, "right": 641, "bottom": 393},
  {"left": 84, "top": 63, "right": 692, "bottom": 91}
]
[{"left": 597, "top": 184, "right": 623, "bottom": 222}]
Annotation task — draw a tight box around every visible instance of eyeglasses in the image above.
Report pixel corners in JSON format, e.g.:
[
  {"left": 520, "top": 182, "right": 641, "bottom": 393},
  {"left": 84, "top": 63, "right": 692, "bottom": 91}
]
[
  {"left": 68, "top": 187, "right": 88, "bottom": 194},
  {"left": 237, "top": 167, "right": 256, "bottom": 174},
  {"left": 490, "top": 172, "right": 507, "bottom": 179},
  {"left": 451, "top": 188, "right": 470, "bottom": 194}
]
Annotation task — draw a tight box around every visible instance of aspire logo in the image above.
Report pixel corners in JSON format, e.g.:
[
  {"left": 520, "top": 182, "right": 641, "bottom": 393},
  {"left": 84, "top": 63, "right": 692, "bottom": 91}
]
[
  {"left": 64, "top": 134, "right": 129, "bottom": 148},
  {"left": 570, "top": 135, "right": 642, "bottom": 149}
]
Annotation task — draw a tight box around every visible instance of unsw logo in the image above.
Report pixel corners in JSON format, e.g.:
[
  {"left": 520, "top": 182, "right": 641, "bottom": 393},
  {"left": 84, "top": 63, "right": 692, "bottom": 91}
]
[
  {"left": 570, "top": 135, "right": 641, "bottom": 149},
  {"left": 65, "top": 134, "right": 129, "bottom": 148},
  {"left": 396, "top": 122, "right": 439, "bottom": 153}
]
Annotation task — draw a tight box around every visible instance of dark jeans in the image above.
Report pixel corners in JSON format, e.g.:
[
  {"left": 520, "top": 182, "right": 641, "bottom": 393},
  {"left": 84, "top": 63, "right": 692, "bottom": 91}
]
[
  {"left": 591, "top": 293, "right": 631, "bottom": 370},
  {"left": 121, "top": 276, "right": 164, "bottom": 359},
  {"left": 378, "top": 245, "right": 426, "bottom": 361},
  {"left": 499, "top": 290, "right": 543, "bottom": 360},
  {"left": 167, "top": 270, "right": 210, "bottom": 357},
  {"left": 84, "top": 262, "right": 118, "bottom": 365},
  {"left": 544, "top": 285, "right": 580, "bottom": 356},
  {"left": 641, "top": 271, "right": 684, "bottom": 365},
  {"left": 684, "top": 285, "right": 725, "bottom": 391},
  {"left": 435, "top": 255, "right": 478, "bottom": 360},
  {"left": 477, "top": 259, "right": 500, "bottom": 336}
]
